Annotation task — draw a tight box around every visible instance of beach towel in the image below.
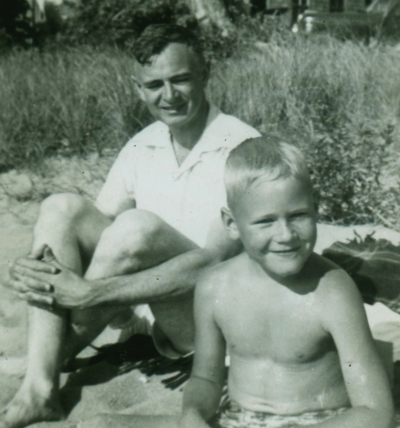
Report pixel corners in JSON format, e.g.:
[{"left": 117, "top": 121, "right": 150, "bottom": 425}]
[{"left": 323, "top": 233, "right": 400, "bottom": 312}]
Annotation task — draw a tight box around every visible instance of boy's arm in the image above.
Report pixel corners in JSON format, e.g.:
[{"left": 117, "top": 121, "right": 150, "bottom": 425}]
[
  {"left": 315, "top": 269, "right": 394, "bottom": 428},
  {"left": 180, "top": 270, "right": 227, "bottom": 428}
]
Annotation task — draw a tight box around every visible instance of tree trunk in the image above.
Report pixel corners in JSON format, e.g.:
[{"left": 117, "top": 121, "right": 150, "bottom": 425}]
[{"left": 185, "top": 0, "right": 237, "bottom": 28}]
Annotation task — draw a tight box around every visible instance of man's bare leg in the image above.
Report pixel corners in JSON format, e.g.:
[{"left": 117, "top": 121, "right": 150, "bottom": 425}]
[
  {"left": 82, "top": 209, "right": 198, "bottom": 355},
  {"left": 1, "top": 194, "right": 112, "bottom": 428},
  {"left": 2, "top": 199, "right": 198, "bottom": 427}
]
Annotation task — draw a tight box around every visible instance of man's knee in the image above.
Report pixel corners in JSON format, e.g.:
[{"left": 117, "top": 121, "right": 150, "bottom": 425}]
[
  {"left": 38, "top": 193, "right": 88, "bottom": 223},
  {"left": 102, "top": 209, "right": 163, "bottom": 257}
]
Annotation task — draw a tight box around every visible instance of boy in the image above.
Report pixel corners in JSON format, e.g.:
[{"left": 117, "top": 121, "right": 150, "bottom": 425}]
[{"left": 180, "top": 136, "right": 394, "bottom": 428}]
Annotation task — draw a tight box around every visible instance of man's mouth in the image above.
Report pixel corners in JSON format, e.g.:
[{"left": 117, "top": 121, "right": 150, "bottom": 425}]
[{"left": 160, "top": 104, "right": 185, "bottom": 112}]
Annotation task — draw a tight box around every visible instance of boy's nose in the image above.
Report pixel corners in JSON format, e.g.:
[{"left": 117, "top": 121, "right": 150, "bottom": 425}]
[{"left": 275, "top": 220, "right": 295, "bottom": 242}]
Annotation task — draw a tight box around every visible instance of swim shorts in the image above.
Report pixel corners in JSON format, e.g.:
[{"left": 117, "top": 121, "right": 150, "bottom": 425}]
[{"left": 210, "top": 401, "right": 348, "bottom": 428}]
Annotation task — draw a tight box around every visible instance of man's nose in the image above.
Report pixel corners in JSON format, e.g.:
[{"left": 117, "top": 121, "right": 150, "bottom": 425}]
[{"left": 162, "top": 82, "right": 176, "bottom": 102}]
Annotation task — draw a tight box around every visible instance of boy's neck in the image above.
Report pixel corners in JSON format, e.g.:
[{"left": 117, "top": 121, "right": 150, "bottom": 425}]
[{"left": 249, "top": 253, "right": 318, "bottom": 292}]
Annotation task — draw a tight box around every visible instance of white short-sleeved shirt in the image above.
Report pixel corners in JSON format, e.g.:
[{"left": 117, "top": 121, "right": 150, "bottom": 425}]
[{"left": 96, "top": 105, "right": 260, "bottom": 248}]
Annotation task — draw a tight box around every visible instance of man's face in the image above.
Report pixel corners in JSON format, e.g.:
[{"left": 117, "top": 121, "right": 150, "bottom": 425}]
[
  {"left": 228, "top": 177, "right": 317, "bottom": 279},
  {"left": 134, "top": 43, "right": 209, "bottom": 129}
]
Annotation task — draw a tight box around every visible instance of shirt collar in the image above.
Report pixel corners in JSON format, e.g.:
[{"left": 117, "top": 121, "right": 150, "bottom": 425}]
[
  {"left": 142, "top": 104, "right": 230, "bottom": 152},
  {"left": 143, "top": 104, "right": 231, "bottom": 176}
]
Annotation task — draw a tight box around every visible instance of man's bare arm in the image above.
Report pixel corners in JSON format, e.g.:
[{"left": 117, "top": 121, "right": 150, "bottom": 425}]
[
  {"left": 314, "top": 268, "right": 394, "bottom": 428},
  {"left": 10, "top": 217, "right": 241, "bottom": 309},
  {"left": 85, "top": 242, "right": 233, "bottom": 308}
]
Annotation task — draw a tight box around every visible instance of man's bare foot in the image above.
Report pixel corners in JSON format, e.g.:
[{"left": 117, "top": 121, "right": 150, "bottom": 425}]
[{"left": 0, "top": 390, "right": 64, "bottom": 428}]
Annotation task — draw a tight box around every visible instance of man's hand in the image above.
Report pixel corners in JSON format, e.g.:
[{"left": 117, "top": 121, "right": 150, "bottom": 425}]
[{"left": 9, "top": 247, "right": 93, "bottom": 310}]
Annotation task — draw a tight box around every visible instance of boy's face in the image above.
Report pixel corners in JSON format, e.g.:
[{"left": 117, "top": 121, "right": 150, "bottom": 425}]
[
  {"left": 227, "top": 176, "right": 317, "bottom": 279},
  {"left": 133, "top": 42, "right": 209, "bottom": 130}
]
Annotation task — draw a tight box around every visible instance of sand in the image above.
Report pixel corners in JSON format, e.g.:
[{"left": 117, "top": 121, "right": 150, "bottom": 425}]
[{"left": 1, "top": 201, "right": 400, "bottom": 427}]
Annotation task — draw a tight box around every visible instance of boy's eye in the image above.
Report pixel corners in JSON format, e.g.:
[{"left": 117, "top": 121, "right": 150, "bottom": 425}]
[{"left": 254, "top": 218, "right": 275, "bottom": 226}]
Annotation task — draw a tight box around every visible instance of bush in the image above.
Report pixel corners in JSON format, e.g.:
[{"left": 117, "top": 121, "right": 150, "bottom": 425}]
[
  {"left": 307, "top": 122, "right": 400, "bottom": 226},
  {"left": 207, "top": 35, "right": 400, "bottom": 226},
  {"left": 0, "top": 0, "right": 36, "bottom": 48},
  {"left": 59, "top": 0, "right": 197, "bottom": 48},
  {"left": 55, "top": 0, "right": 287, "bottom": 63}
]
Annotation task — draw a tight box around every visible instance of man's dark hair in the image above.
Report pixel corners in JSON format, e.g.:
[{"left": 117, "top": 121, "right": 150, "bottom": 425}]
[{"left": 133, "top": 24, "right": 205, "bottom": 66}]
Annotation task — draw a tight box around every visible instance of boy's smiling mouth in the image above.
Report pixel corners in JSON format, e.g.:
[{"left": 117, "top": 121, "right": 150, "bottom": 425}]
[{"left": 271, "top": 247, "right": 301, "bottom": 254}]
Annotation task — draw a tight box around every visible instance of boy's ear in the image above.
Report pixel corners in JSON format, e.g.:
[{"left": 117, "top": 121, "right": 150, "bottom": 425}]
[{"left": 221, "top": 207, "right": 240, "bottom": 241}]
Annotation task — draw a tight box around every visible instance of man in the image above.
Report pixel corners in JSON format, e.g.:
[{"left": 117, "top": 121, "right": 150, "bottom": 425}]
[{"left": 2, "top": 24, "right": 260, "bottom": 428}]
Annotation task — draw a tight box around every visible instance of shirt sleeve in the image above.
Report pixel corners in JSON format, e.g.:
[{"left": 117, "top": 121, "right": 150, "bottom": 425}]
[{"left": 95, "top": 143, "right": 136, "bottom": 218}]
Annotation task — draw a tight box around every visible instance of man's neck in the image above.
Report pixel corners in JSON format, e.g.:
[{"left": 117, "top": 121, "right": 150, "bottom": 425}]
[{"left": 169, "top": 101, "right": 209, "bottom": 151}]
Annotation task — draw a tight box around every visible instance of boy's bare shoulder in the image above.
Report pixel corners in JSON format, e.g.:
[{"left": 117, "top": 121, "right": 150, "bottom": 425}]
[
  {"left": 196, "top": 253, "right": 247, "bottom": 300},
  {"left": 311, "top": 253, "right": 362, "bottom": 306}
]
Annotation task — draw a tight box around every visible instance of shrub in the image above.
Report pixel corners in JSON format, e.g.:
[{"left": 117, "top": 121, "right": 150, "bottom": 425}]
[
  {"left": 207, "top": 35, "right": 400, "bottom": 227},
  {"left": 0, "top": 0, "right": 35, "bottom": 48},
  {"left": 59, "top": 0, "right": 197, "bottom": 48},
  {"left": 56, "top": 0, "right": 289, "bottom": 63},
  {"left": 306, "top": 122, "right": 400, "bottom": 226}
]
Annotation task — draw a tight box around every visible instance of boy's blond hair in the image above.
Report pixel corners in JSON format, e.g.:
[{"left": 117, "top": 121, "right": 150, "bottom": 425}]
[{"left": 225, "top": 136, "right": 312, "bottom": 210}]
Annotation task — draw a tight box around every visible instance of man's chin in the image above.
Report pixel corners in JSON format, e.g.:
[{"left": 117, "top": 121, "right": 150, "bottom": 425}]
[{"left": 159, "top": 113, "right": 189, "bottom": 128}]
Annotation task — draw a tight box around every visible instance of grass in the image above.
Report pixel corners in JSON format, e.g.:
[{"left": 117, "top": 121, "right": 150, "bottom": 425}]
[
  {"left": 0, "top": 34, "right": 399, "bottom": 226},
  {"left": 0, "top": 46, "right": 152, "bottom": 170},
  {"left": 208, "top": 34, "right": 400, "bottom": 140}
]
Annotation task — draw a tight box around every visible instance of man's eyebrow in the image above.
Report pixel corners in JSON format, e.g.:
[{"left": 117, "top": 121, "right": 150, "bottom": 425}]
[
  {"left": 142, "top": 72, "right": 192, "bottom": 84},
  {"left": 171, "top": 72, "right": 191, "bottom": 78}
]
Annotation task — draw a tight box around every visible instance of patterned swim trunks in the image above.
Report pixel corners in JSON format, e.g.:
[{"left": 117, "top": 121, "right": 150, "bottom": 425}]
[{"left": 210, "top": 401, "right": 348, "bottom": 428}]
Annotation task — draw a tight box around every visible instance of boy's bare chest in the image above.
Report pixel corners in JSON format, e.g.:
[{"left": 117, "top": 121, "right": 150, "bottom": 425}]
[{"left": 216, "top": 287, "right": 332, "bottom": 364}]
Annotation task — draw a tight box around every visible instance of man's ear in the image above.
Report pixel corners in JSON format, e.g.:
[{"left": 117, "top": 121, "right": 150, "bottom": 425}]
[
  {"left": 201, "top": 61, "right": 210, "bottom": 86},
  {"left": 221, "top": 207, "right": 240, "bottom": 241},
  {"left": 131, "top": 74, "right": 146, "bottom": 102}
]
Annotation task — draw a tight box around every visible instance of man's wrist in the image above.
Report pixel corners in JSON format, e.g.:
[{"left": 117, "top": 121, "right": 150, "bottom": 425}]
[{"left": 77, "top": 278, "right": 103, "bottom": 309}]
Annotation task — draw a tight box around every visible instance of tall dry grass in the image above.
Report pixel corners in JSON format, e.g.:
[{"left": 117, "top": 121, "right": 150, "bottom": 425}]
[
  {"left": 208, "top": 34, "right": 400, "bottom": 142},
  {"left": 0, "top": 47, "right": 151, "bottom": 171}
]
